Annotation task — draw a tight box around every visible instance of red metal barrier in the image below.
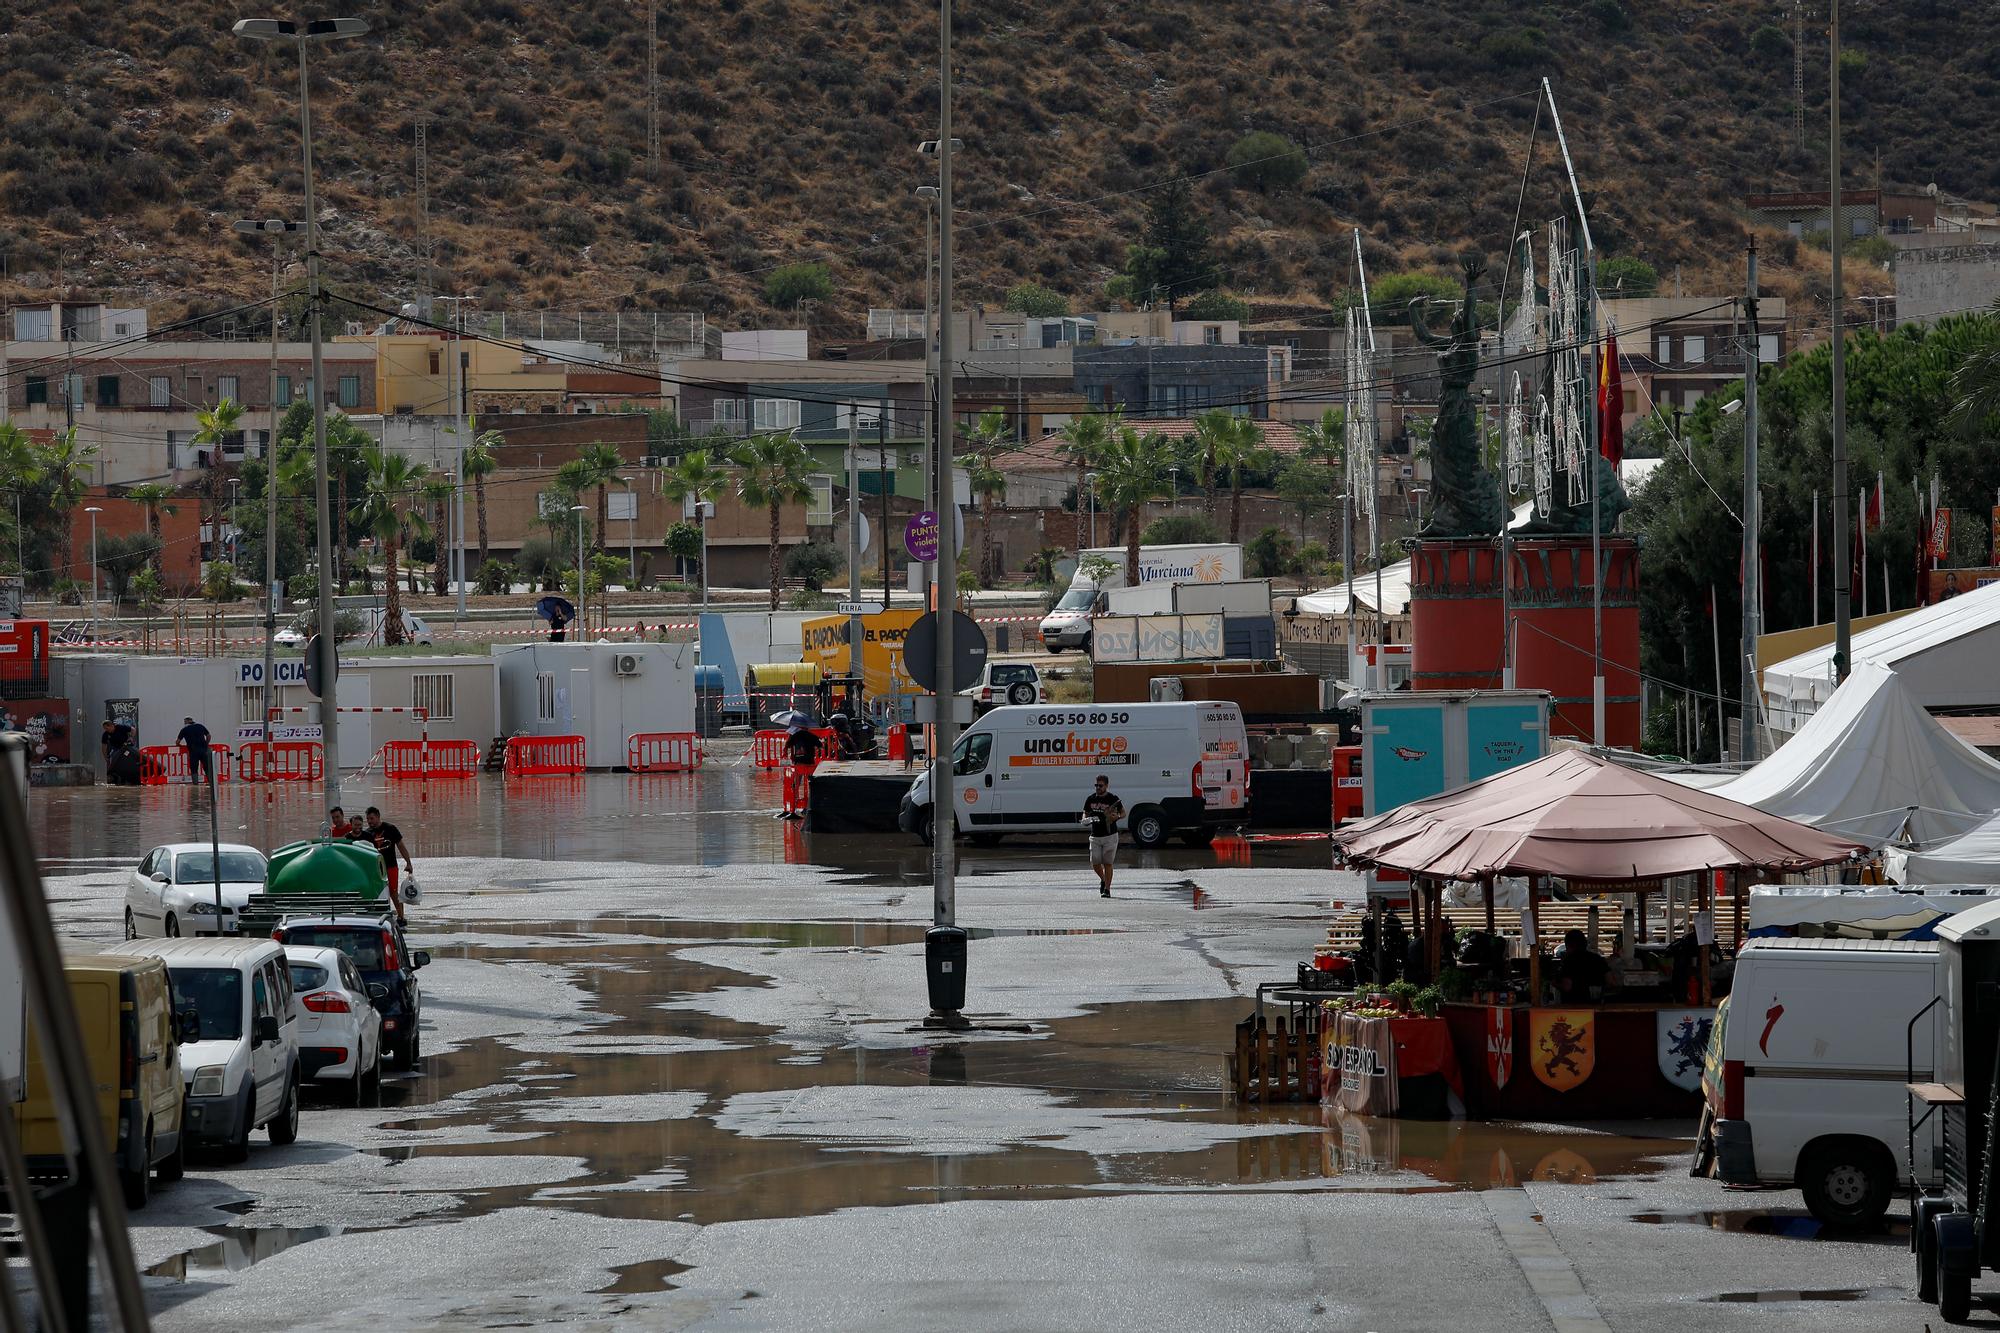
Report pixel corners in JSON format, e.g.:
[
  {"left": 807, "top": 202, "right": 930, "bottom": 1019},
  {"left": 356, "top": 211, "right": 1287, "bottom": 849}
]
[
  {"left": 139, "top": 744, "right": 233, "bottom": 785},
  {"left": 504, "top": 735, "right": 586, "bottom": 775},
  {"left": 886, "top": 724, "right": 910, "bottom": 762},
  {"left": 235, "top": 742, "right": 322, "bottom": 783},
  {"left": 626, "top": 732, "right": 703, "bottom": 773},
  {"left": 381, "top": 739, "right": 482, "bottom": 779},
  {"left": 1333, "top": 745, "right": 1364, "bottom": 826}
]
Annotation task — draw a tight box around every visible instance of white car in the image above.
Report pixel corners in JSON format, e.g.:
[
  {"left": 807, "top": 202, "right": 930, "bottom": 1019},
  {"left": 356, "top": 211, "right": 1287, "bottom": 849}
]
[
  {"left": 284, "top": 945, "right": 383, "bottom": 1105},
  {"left": 126, "top": 843, "right": 268, "bottom": 939},
  {"left": 274, "top": 607, "right": 434, "bottom": 648},
  {"left": 961, "top": 661, "right": 1047, "bottom": 715}
]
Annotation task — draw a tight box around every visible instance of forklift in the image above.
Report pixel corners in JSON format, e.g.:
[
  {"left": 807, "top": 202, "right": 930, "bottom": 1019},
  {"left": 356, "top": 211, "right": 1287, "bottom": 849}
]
[{"left": 1911, "top": 900, "right": 2000, "bottom": 1323}]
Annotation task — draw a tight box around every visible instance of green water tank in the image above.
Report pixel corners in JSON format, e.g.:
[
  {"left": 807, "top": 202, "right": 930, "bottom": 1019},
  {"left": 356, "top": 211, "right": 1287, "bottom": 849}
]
[{"left": 265, "top": 839, "right": 386, "bottom": 900}]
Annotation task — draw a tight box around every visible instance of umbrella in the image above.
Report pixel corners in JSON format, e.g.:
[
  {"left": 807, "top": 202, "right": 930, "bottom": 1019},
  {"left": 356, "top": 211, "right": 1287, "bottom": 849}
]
[
  {"left": 534, "top": 596, "right": 576, "bottom": 623},
  {"left": 770, "top": 709, "right": 810, "bottom": 730}
]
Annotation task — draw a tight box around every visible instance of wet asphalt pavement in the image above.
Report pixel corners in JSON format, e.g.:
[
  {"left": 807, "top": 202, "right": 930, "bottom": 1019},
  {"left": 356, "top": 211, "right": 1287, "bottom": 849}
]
[{"left": 15, "top": 749, "right": 1941, "bottom": 1330}]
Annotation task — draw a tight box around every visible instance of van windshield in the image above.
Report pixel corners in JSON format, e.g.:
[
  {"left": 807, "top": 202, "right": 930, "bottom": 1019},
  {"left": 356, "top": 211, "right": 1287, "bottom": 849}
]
[
  {"left": 1054, "top": 587, "right": 1097, "bottom": 612},
  {"left": 169, "top": 968, "right": 243, "bottom": 1041}
]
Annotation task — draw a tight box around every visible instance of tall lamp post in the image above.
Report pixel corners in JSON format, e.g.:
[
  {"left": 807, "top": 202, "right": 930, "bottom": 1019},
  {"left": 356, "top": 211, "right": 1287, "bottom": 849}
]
[
  {"left": 571, "top": 504, "right": 588, "bottom": 636},
  {"left": 618, "top": 475, "right": 637, "bottom": 597},
  {"left": 915, "top": 184, "right": 940, "bottom": 597},
  {"left": 234, "top": 14, "right": 370, "bottom": 824},
  {"left": 232, "top": 215, "right": 301, "bottom": 760},
  {"left": 84, "top": 505, "right": 102, "bottom": 640}
]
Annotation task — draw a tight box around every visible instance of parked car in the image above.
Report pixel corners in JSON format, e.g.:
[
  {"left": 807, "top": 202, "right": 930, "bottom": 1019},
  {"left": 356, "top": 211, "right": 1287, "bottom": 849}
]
[
  {"left": 960, "top": 661, "right": 1047, "bottom": 715},
  {"left": 285, "top": 945, "right": 383, "bottom": 1104},
  {"left": 126, "top": 843, "right": 269, "bottom": 939},
  {"left": 14, "top": 954, "right": 191, "bottom": 1208},
  {"left": 1695, "top": 937, "right": 1941, "bottom": 1227},
  {"left": 272, "top": 913, "right": 429, "bottom": 1069},
  {"left": 275, "top": 606, "right": 434, "bottom": 648},
  {"left": 104, "top": 937, "right": 302, "bottom": 1161}
]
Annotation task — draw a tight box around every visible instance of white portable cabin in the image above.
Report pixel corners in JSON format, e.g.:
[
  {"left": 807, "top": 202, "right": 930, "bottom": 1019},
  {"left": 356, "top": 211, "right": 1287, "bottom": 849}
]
[
  {"left": 337, "top": 656, "right": 500, "bottom": 750},
  {"left": 494, "top": 641, "right": 697, "bottom": 767}
]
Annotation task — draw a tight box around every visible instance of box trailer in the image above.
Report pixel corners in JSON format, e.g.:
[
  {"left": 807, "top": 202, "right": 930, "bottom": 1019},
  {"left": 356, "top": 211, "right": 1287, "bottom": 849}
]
[{"left": 1359, "top": 689, "right": 1551, "bottom": 817}]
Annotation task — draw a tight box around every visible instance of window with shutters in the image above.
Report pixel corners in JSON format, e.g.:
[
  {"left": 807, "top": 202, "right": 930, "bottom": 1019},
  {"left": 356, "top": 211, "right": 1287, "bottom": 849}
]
[
  {"left": 1683, "top": 335, "right": 1706, "bottom": 364},
  {"left": 535, "top": 672, "right": 558, "bottom": 722},
  {"left": 240, "top": 686, "right": 266, "bottom": 724},
  {"left": 411, "top": 672, "right": 454, "bottom": 721},
  {"left": 752, "top": 397, "right": 800, "bottom": 431},
  {"left": 25, "top": 377, "right": 46, "bottom": 405},
  {"left": 338, "top": 376, "right": 360, "bottom": 408},
  {"left": 275, "top": 374, "right": 291, "bottom": 403},
  {"left": 217, "top": 375, "right": 240, "bottom": 403},
  {"left": 150, "top": 377, "right": 171, "bottom": 408},
  {"left": 95, "top": 376, "right": 120, "bottom": 407}
]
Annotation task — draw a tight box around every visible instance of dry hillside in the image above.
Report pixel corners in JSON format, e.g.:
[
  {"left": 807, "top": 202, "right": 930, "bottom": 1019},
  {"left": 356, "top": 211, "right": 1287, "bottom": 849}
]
[{"left": 0, "top": 0, "right": 1973, "bottom": 333}]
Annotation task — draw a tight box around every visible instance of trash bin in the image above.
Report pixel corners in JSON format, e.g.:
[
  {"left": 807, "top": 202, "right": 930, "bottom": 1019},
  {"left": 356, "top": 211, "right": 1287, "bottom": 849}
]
[{"left": 925, "top": 925, "right": 967, "bottom": 1014}]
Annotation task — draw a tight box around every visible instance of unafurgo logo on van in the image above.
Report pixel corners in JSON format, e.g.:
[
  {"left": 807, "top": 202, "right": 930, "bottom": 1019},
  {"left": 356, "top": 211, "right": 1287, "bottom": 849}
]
[{"left": 1023, "top": 733, "right": 1128, "bottom": 757}]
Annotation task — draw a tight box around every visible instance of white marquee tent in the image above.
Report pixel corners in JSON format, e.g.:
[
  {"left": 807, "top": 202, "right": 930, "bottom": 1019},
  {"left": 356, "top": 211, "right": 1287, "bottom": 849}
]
[
  {"left": 1888, "top": 823, "right": 2000, "bottom": 885},
  {"left": 1762, "top": 577, "right": 2000, "bottom": 735},
  {"left": 1713, "top": 661, "right": 2000, "bottom": 849},
  {"left": 1293, "top": 558, "right": 1412, "bottom": 617}
]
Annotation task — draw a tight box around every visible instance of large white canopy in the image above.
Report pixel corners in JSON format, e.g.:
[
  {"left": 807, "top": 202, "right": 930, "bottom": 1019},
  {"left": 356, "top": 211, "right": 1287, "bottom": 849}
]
[
  {"left": 1293, "top": 558, "right": 1412, "bottom": 616},
  {"left": 1763, "top": 577, "right": 2000, "bottom": 732},
  {"left": 1714, "top": 661, "right": 2000, "bottom": 848},
  {"left": 1888, "top": 821, "right": 2000, "bottom": 885}
]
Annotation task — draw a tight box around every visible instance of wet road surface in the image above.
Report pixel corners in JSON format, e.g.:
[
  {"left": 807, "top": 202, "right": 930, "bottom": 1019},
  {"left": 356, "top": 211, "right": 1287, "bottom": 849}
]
[{"left": 13, "top": 766, "right": 1934, "bottom": 1330}]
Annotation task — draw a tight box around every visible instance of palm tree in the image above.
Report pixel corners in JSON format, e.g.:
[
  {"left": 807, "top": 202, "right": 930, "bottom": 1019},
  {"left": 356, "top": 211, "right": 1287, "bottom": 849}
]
[
  {"left": 123, "top": 482, "right": 180, "bottom": 573},
  {"left": 1213, "top": 417, "right": 1270, "bottom": 544},
  {"left": 1056, "top": 408, "right": 1115, "bottom": 553},
  {"left": 578, "top": 441, "right": 625, "bottom": 558},
  {"left": 0, "top": 424, "right": 42, "bottom": 570},
  {"left": 422, "top": 476, "right": 455, "bottom": 596},
  {"left": 959, "top": 408, "right": 1015, "bottom": 586},
  {"left": 193, "top": 399, "right": 245, "bottom": 564},
  {"left": 660, "top": 447, "right": 728, "bottom": 591},
  {"left": 351, "top": 453, "right": 431, "bottom": 645},
  {"left": 463, "top": 419, "right": 500, "bottom": 568},
  {"left": 730, "top": 432, "right": 816, "bottom": 610},
  {"left": 36, "top": 427, "right": 97, "bottom": 584},
  {"left": 1296, "top": 408, "right": 1344, "bottom": 547},
  {"left": 1192, "top": 408, "right": 1237, "bottom": 518},
  {"left": 1091, "top": 426, "right": 1175, "bottom": 584}
]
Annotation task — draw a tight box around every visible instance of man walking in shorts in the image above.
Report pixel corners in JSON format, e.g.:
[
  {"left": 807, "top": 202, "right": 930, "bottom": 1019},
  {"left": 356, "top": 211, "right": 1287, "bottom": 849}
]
[{"left": 1082, "top": 774, "right": 1124, "bottom": 897}]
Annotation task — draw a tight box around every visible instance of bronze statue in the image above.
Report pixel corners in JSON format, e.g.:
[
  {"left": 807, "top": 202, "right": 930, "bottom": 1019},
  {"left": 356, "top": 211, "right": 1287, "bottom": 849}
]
[{"left": 1408, "top": 255, "right": 1507, "bottom": 539}]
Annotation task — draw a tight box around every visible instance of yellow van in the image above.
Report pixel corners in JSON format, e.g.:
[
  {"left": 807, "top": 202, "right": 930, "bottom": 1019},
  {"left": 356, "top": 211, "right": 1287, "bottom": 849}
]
[{"left": 14, "top": 954, "right": 189, "bottom": 1209}]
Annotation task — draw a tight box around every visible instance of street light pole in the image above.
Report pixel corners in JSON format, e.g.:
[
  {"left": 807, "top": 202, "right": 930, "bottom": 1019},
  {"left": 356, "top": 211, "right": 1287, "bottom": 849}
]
[
  {"left": 235, "top": 15, "right": 370, "bottom": 825},
  {"left": 84, "top": 506, "right": 102, "bottom": 639},
  {"left": 571, "top": 504, "right": 588, "bottom": 635}
]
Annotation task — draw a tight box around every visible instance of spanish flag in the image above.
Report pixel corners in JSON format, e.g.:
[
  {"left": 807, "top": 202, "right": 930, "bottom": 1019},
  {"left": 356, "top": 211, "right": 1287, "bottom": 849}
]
[{"left": 1597, "top": 330, "right": 1624, "bottom": 468}]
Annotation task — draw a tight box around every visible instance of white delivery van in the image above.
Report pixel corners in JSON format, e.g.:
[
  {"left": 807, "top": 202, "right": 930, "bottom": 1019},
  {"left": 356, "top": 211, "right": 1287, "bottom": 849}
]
[
  {"left": 899, "top": 701, "right": 1248, "bottom": 848},
  {"left": 1696, "top": 937, "right": 1941, "bottom": 1227},
  {"left": 1039, "top": 544, "right": 1242, "bottom": 652}
]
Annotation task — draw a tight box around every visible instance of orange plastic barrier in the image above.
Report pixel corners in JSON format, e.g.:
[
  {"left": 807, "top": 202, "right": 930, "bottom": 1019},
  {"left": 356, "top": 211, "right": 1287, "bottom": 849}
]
[
  {"left": 140, "top": 744, "right": 233, "bottom": 785},
  {"left": 751, "top": 730, "right": 790, "bottom": 769},
  {"left": 1333, "top": 745, "right": 1363, "bottom": 826},
  {"left": 885, "top": 724, "right": 910, "bottom": 762},
  {"left": 504, "top": 735, "right": 586, "bottom": 775},
  {"left": 626, "top": 732, "right": 703, "bottom": 773},
  {"left": 235, "top": 742, "right": 322, "bottom": 783},
  {"left": 783, "top": 762, "right": 818, "bottom": 816},
  {"left": 381, "top": 739, "right": 482, "bottom": 779}
]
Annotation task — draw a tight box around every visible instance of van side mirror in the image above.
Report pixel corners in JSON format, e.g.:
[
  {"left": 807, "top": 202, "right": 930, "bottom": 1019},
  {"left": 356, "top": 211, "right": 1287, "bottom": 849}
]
[
  {"left": 254, "top": 1015, "right": 280, "bottom": 1045},
  {"left": 412, "top": 950, "right": 431, "bottom": 969},
  {"left": 176, "top": 1009, "right": 202, "bottom": 1044}
]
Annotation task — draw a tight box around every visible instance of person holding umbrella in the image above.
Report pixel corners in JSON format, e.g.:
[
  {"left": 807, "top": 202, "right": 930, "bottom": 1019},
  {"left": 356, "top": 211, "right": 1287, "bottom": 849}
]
[{"left": 535, "top": 594, "right": 576, "bottom": 643}]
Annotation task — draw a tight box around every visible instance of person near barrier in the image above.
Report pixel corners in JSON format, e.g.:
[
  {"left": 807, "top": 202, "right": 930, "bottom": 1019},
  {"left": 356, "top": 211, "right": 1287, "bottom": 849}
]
[
  {"left": 354, "top": 806, "right": 414, "bottom": 922},
  {"left": 177, "top": 716, "right": 213, "bottom": 786},
  {"left": 781, "top": 723, "right": 821, "bottom": 819}
]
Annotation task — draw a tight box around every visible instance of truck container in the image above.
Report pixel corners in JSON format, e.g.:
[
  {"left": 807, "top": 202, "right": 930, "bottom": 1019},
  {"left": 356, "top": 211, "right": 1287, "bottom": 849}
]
[
  {"left": 1040, "top": 544, "right": 1243, "bottom": 651},
  {"left": 1358, "top": 689, "right": 1551, "bottom": 817}
]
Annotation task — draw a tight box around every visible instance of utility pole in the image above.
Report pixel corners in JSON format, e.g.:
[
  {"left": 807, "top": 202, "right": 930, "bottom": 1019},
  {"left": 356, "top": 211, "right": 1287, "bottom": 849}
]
[
  {"left": 847, "top": 406, "right": 863, "bottom": 684},
  {"left": 1740, "top": 241, "right": 1762, "bottom": 762},
  {"left": 414, "top": 116, "right": 432, "bottom": 308},
  {"left": 1830, "top": 0, "right": 1852, "bottom": 681},
  {"left": 646, "top": 0, "right": 660, "bottom": 178},
  {"left": 434, "top": 295, "right": 477, "bottom": 622},
  {"left": 1793, "top": 0, "right": 1806, "bottom": 154},
  {"left": 878, "top": 413, "right": 892, "bottom": 599}
]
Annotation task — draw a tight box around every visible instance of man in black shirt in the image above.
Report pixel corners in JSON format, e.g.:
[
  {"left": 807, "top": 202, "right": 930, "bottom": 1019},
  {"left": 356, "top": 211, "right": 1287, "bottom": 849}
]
[
  {"left": 782, "top": 724, "right": 821, "bottom": 819},
  {"left": 176, "top": 716, "right": 213, "bottom": 786},
  {"left": 1082, "top": 774, "right": 1125, "bottom": 897},
  {"left": 357, "top": 806, "right": 415, "bottom": 921}
]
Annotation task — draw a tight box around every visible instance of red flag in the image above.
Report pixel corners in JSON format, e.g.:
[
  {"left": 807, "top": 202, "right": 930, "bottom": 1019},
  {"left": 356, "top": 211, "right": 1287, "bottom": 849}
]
[{"left": 1597, "top": 333, "right": 1624, "bottom": 468}]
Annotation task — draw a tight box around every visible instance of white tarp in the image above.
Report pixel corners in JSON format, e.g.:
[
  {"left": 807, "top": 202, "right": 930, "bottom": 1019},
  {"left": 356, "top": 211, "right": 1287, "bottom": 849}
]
[
  {"left": 1294, "top": 559, "right": 1412, "bottom": 617},
  {"left": 1748, "top": 885, "right": 2000, "bottom": 937},
  {"left": 1889, "top": 821, "right": 2000, "bottom": 885},
  {"left": 1763, "top": 577, "right": 2000, "bottom": 733},
  {"left": 1713, "top": 662, "right": 2000, "bottom": 849}
]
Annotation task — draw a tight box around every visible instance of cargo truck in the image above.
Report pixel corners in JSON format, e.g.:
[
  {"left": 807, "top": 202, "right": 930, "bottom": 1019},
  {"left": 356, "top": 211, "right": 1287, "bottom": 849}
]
[{"left": 1039, "top": 544, "right": 1242, "bottom": 652}]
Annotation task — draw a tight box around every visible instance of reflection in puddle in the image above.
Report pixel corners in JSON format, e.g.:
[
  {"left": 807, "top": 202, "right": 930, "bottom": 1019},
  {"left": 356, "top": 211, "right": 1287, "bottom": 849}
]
[
  {"left": 595, "top": 1257, "right": 693, "bottom": 1295},
  {"left": 1706, "top": 1288, "right": 1907, "bottom": 1303},
  {"left": 1635, "top": 1210, "right": 1911, "bottom": 1243},
  {"left": 145, "top": 1225, "right": 346, "bottom": 1282}
]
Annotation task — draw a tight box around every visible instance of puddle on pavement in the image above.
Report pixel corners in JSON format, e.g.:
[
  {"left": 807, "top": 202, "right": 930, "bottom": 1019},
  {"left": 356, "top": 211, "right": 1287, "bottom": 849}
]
[
  {"left": 596, "top": 1257, "right": 693, "bottom": 1294},
  {"left": 1635, "top": 1209, "right": 1911, "bottom": 1243},
  {"left": 1704, "top": 1280, "right": 1904, "bottom": 1288},
  {"left": 144, "top": 1224, "right": 348, "bottom": 1281}
]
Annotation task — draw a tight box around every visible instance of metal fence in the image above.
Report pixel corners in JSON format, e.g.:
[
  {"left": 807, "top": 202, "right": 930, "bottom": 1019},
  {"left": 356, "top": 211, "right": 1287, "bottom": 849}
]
[{"left": 458, "top": 311, "right": 716, "bottom": 361}]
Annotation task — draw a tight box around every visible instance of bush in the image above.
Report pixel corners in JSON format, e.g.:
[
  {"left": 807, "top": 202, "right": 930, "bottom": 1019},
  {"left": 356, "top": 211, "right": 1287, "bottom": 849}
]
[
  {"left": 1477, "top": 28, "right": 1548, "bottom": 70},
  {"left": 1140, "top": 513, "right": 1222, "bottom": 545},
  {"left": 1371, "top": 271, "right": 1459, "bottom": 321},
  {"left": 665, "top": 521, "right": 702, "bottom": 563},
  {"left": 764, "top": 261, "right": 833, "bottom": 310},
  {"left": 1181, "top": 290, "right": 1251, "bottom": 322},
  {"left": 1004, "top": 282, "right": 1068, "bottom": 318},
  {"left": 1246, "top": 526, "right": 1295, "bottom": 579},
  {"left": 549, "top": 207, "right": 597, "bottom": 248},
  {"left": 1227, "top": 130, "right": 1308, "bottom": 193},
  {"left": 201, "top": 563, "right": 243, "bottom": 602},
  {"left": 1749, "top": 23, "right": 1789, "bottom": 59},
  {"left": 1597, "top": 256, "right": 1658, "bottom": 298},
  {"left": 476, "top": 559, "right": 512, "bottom": 595},
  {"left": 783, "top": 541, "right": 843, "bottom": 591}
]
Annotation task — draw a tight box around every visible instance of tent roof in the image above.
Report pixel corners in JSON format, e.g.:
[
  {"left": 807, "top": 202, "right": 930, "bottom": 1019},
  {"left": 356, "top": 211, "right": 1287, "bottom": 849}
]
[
  {"left": 1888, "top": 815, "right": 2000, "bottom": 886},
  {"left": 1293, "top": 559, "right": 1412, "bottom": 617},
  {"left": 1765, "top": 578, "right": 2000, "bottom": 708},
  {"left": 1333, "top": 749, "right": 1867, "bottom": 883},
  {"left": 1712, "top": 662, "right": 2000, "bottom": 849}
]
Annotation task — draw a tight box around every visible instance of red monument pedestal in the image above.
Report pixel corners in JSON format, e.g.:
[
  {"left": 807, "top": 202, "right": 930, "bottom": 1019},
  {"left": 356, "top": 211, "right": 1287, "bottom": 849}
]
[{"left": 1411, "top": 535, "right": 1641, "bottom": 750}]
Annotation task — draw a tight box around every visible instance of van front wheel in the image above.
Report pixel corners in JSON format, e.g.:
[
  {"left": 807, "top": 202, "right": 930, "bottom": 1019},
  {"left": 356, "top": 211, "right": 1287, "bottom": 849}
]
[
  {"left": 1799, "top": 1141, "right": 1891, "bottom": 1228},
  {"left": 1129, "top": 806, "right": 1170, "bottom": 849}
]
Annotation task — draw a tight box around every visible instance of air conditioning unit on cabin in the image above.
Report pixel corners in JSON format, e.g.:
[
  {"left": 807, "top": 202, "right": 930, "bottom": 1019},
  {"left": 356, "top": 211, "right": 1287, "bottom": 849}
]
[{"left": 613, "top": 652, "right": 644, "bottom": 677}]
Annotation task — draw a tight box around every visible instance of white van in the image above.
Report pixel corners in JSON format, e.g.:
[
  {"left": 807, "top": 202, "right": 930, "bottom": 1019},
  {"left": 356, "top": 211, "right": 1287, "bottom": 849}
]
[
  {"left": 1696, "top": 938, "right": 1940, "bottom": 1227},
  {"left": 104, "top": 937, "right": 302, "bottom": 1161},
  {"left": 898, "top": 701, "right": 1248, "bottom": 848}
]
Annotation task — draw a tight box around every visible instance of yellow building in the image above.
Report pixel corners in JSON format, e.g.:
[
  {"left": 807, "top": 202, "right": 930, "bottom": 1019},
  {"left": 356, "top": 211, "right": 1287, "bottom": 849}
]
[{"left": 341, "top": 334, "right": 570, "bottom": 416}]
